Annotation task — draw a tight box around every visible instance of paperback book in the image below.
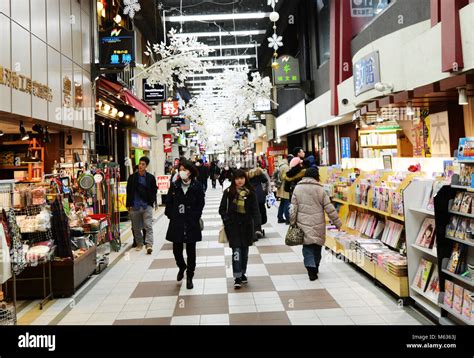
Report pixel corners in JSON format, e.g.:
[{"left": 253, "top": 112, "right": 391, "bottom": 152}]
[
  {"left": 413, "top": 258, "right": 433, "bottom": 292},
  {"left": 414, "top": 218, "right": 436, "bottom": 249},
  {"left": 453, "top": 284, "right": 464, "bottom": 314},
  {"left": 462, "top": 290, "right": 472, "bottom": 320},
  {"left": 425, "top": 266, "right": 440, "bottom": 302},
  {"left": 444, "top": 280, "right": 454, "bottom": 308}
]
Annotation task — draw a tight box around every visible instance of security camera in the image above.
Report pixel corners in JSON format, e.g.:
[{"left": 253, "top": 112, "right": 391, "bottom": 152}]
[{"left": 342, "top": 98, "right": 349, "bottom": 105}]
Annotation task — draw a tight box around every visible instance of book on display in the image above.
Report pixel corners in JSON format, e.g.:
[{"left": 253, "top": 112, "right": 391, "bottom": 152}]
[
  {"left": 462, "top": 290, "right": 472, "bottom": 320},
  {"left": 444, "top": 280, "right": 454, "bottom": 308},
  {"left": 453, "top": 284, "right": 464, "bottom": 314},
  {"left": 413, "top": 259, "right": 433, "bottom": 292},
  {"left": 451, "top": 192, "right": 464, "bottom": 212},
  {"left": 446, "top": 216, "right": 460, "bottom": 237},
  {"left": 414, "top": 218, "right": 436, "bottom": 248},
  {"left": 425, "top": 266, "right": 440, "bottom": 301},
  {"left": 460, "top": 193, "right": 473, "bottom": 214}
]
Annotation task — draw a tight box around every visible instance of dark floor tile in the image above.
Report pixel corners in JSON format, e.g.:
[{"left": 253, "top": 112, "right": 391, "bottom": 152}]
[
  {"left": 278, "top": 289, "right": 339, "bottom": 310},
  {"left": 113, "top": 319, "right": 143, "bottom": 325},
  {"left": 149, "top": 258, "right": 178, "bottom": 270},
  {"left": 265, "top": 263, "right": 307, "bottom": 275},
  {"left": 257, "top": 245, "right": 293, "bottom": 254},
  {"left": 131, "top": 281, "right": 181, "bottom": 298},
  {"left": 196, "top": 248, "right": 225, "bottom": 256},
  {"left": 229, "top": 312, "right": 290, "bottom": 325},
  {"left": 173, "top": 294, "right": 229, "bottom": 316},
  {"left": 142, "top": 317, "right": 172, "bottom": 325},
  {"left": 247, "top": 255, "right": 264, "bottom": 264},
  {"left": 226, "top": 276, "right": 276, "bottom": 293},
  {"left": 161, "top": 243, "right": 174, "bottom": 250},
  {"left": 194, "top": 266, "right": 227, "bottom": 279}
]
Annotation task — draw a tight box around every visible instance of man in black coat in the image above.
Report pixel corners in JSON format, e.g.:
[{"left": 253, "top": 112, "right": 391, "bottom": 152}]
[
  {"left": 196, "top": 159, "right": 210, "bottom": 192},
  {"left": 126, "top": 157, "right": 157, "bottom": 254}
]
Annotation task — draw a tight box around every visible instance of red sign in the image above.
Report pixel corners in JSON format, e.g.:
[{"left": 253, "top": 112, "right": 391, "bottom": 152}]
[
  {"left": 163, "top": 134, "right": 172, "bottom": 153},
  {"left": 162, "top": 101, "right": 179, "bottom": 117},
  {"left": 157, "top": 175, "right": 171, "bottom": 195},
  {"left": 267, "top": 146, "right": 287, "bottom": 157}
]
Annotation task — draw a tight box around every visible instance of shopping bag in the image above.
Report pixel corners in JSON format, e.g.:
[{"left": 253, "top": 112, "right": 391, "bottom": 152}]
[
  {"left": 218, "top": 226, "right": 228, "bottom": 244},
  {"left": 266, "top": 192, "right": 277, "bottom": 208},
  {"left": 285, "top": 224, "right": 304, "bottom": 246}
]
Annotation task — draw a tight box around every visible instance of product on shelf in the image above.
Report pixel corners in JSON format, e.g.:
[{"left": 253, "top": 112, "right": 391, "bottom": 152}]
[
  {"left": 447, "top": 243, "right": 467, "bottom": 274},
  {"left": 446, "top": 216, "right": 460, "bottom": 238},
  {"left": 451, "top": 192, "right": 464, "bottom": 212},
  {"left": 425, "top": 266, "right": 440, "bottom": 302},
  {"left": 460, "top": 193, "right": 473, "bottom": 214},
  {"left": 462, "top": 289, "right": 473, "bottom": 320},
  {"left": 459, "top": 164, "right": 474, "bottom": 187},
  {"left": 381, "top": 220, "right": 404, "bottom": 249},
  {"left": 453, "top": 284, "right": 464, "bottom": 315},
  {"left": 455, "top": 219, "right": 469, "bottom": 240},
  {"left": 414, "top": 218, "right": 436, "bottom": 249},
  {"left": 444, "top": 280, "right": 455, "bottom": 308},
  {"left": 425, "top": 180, "right": 445, "bottom": 211},
  {"left": 413, "top": 258, "right": 433, "bottom": 291}
]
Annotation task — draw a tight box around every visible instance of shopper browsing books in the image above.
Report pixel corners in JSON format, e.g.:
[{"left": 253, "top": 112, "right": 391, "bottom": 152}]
[{"left": 289, "top": 167, "right": 342, "bottom": 281}]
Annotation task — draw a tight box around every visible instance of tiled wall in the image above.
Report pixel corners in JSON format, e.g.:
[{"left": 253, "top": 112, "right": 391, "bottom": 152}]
[{"left": 0, "top": 0, "right": 94, "bottom": 131}]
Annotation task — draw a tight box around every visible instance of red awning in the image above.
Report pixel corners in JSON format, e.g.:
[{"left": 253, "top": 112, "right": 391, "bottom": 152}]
[{"left": 98, "top": 77, "right": 153, "bottom": 118}]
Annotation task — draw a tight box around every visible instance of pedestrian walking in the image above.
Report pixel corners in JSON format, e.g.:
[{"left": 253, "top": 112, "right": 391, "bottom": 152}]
[
  {"left": 126, "top": 157, "right": 157, "bottom": 254},
  {"left": 219, "top": 170, "right": 261, "bottom": 289},
  {"left": 196, "top": 159, "right": 210, "bottom": 192},
  {"left": 274, "top": 157, "right": 290, "bottom": 224},
  {"left": 289, "top": 167, "right": 342, "bottom": 281},
  {"left": 248, "top": 167, "right": 268, "bottom": 238}
]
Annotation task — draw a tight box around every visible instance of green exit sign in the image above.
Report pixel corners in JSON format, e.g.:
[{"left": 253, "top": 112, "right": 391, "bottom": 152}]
[{"left": 273, "top": 55, "right": 301, "bottom": 85}]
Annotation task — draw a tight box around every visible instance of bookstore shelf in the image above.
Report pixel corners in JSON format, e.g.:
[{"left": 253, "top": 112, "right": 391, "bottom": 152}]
[
  {"left": 360, "top": 144, "right": 397, "bottom": 148},
  {"left": 411, "top": 244, "right": 437, "bottom": 258},
  {"left": 457, "top": 159, "right": 474, "bottom": 164},
  {"left": 410, "top": 285, "right": 440, "bottom": 306},
  {"left": 332, "top": 198, "right": 348, "bottom": 205},
  {"left": 412, "top": 295, "right": 441, "bottom": 318},
  {"left": 441, "top": 269, "right": 474, "bottom": 288},
  {"left": 440, "top": 304, "right": 473, "bottom": 325},
  {"left": 410, "top": 207, "right": 435, "bottom": 216},
  {"left": 348, "top": 202, "right": 405, "bottom": 222},
  {"left": 451, "top": 185, "right": 474, "bottom": 192},
  {"left": 448, "top": 209, "right": 474, "bottom": 219},
  {"left": 445, "top": 235, "right": 474, "bottom": 247}
]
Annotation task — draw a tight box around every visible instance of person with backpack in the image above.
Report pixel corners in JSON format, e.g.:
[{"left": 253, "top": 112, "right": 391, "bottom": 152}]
[
  {"left": 219, "top": 170, "right": 261, "bottom": 289},
  {"left": 274, "top": 157, "right": 290, "bottom": 224},
  {"left": 289, "top": 167, "right": 342, "bottom": 281}
]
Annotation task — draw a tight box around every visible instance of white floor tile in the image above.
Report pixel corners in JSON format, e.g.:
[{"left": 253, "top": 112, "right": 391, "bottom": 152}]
[
  {"left": 289, "top": 317, "right": 323, "bottom": 325},
  {"left": 200, "top": 314, "right": 230, "bottom": 324},
  {"left": 145, "top": 309, "right": 175, "bottom": 318},
  {"left": 351, "top": 314, "right": 386, "bottom": 325},
  {"left": 320, "top": 316, "right": 355, "bottom": 325},
  {"left": 229, "top": 305, "right": 257, "bottom": 314},
  {"left": 88, "top": 312, "right": 119, "bottom": 321},
  {"left": 115, "top": 310, "right": 147, "bottom": 320},
  {"left": 256, "top": 303, "right": 285, "bottom": 312},
  {"left": 171, "top": 315, "right": 201, "bottom": 325},
  {"left": 314, "top": 308, "right": 347, "bottom": 318},
  {"left": 286, "top": 310, "right": 318, "bottom": 320},
  {"left": 343, "top": 307, "right": 377, "bottom": 316}
]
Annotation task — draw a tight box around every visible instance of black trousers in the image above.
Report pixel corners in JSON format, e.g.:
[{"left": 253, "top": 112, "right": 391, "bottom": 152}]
[
  {"left": 258, "top": 203, "right": 267, "bottom": 226},
  {"left": 173, "top": 242, "right": 196, "bottom": 277}
]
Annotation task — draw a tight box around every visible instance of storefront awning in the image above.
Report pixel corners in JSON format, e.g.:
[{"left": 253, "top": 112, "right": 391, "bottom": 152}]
[{"left": 98, "top": 77, "right": 153, "bottom": 118}]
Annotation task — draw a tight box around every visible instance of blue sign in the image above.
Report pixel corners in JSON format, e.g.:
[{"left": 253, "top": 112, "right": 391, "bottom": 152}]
[
  {"left": 353, "top": 51, "right": 380, "bottom": 96},
  {"left": 341, "top": 137, "right": 351, "bottom": 159}
]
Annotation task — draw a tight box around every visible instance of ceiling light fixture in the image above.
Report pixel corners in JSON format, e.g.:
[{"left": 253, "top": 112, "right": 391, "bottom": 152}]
[
  {"left": 32, "top": 124, "right": 43, "bottom": 134},
  {"left": 174, "top": 30, "right": 266, "bottom": 38},
  {"left": 118, "top": 111, "right": 124, "bottom": 118},
  {"left": 458, "top": 87, "right": 468, "bottom": 105},
  {"left": 166, "top": 12, "right": 270, "bottom": 22},
  {"left": 19, "top": 121, "right": 29, "bottom": 141}
]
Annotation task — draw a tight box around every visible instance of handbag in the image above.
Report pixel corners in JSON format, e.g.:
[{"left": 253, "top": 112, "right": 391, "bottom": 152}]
[
  {"left": 199, "top": 218, "right": 204, "bottom": 231},
  {"left": 218, "top": 226, "right": 228, "bottom": 244},
  {"left": 285, "top": 224, "right": 304, "bottom": 246}
]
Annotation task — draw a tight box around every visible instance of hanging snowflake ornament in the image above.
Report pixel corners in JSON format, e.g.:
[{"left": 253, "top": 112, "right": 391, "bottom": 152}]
[
  {"left": 267, "top": 0, "right": 278, "bottom": 8},
  {"left": 123, "top": 0, "right": 141, "bottom": 19},
  {"left": 268, "top": 33, "right": 283, "bottom": 51}
]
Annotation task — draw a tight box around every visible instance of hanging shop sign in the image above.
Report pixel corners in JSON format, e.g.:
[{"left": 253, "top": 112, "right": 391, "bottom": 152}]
[
  {"left": 351, "top": 0, "right": 376, "bottom": 17},
  {"left": 267, "top": 146, "right": 286, "bottom": 157},
  {"left": 143, "top": 79, "right": 166, "bottom": 104},
  {"left": 163, "top": 134, "right": 173, "bottom": 153},
  {"left": 429, "top": 111, "right": 451, "bottom": 158},
  {"left": 99, "top": 28, "right": 135, "bottom": 67},
  {"left": 157, "top": 175, "right": 172, "bottom": 195},
  {"left": 134, "top": 149, "right": 145, "bottom": 165},
  {"left": 131, "top": 133, "right": 151, "bottom": 150},
  {"left": 162, "top": 101, "right": 179, "bottom": 117},
  {"left": 254, "top": 97, "right": 272, "bottom": 112},
  {"left": 170, "top": 117, "right": 186, "bottom": 127},
  {"left": 353, "top": 51, "right": 381, "bottom": 96},
  {"left": 273, "top": 55, "right": 301, "bottom": 85},
  {"left": 276, "top": 100, "right": 306, "bottom": 137},
  {"left": 0, "top": 65, "right": 52, "bottom": 101},
  {"left": 178, "top": 133, "right": 187, "bottom": 147},
  {"left": 341, "top": 137, "right": 351, "bottom": 159}
]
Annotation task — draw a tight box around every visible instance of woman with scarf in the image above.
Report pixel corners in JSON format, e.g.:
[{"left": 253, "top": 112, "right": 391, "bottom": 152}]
[
  {"left": 165, "top": 160, "right": 205, "bottom": 290},
  {"left": 219, "top": 170, "right": 261, "bottom": 289}
]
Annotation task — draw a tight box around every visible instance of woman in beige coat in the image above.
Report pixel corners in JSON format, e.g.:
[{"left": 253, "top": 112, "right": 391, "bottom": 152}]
[{"left": 289, "top": 167, "right": 342, "bottom": 280}]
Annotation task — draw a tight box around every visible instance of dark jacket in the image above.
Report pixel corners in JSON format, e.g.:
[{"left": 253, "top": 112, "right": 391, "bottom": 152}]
[
  {"left": 219, "top": 188, "right": 261, "bottom": 248},
  {"left": 165, "top": 179, "right": 205, "bottom": 244},
  {"left": 283, "top": 166, "right": 306, "bottom": 195},
  {"left": 219, "top": 169, "right": 233, "bottom": 183},
  {"left": 197, "top": 165, "right": 210, "bottom": 183},
  {"left": 210, "top": 165, "right": 220, "bottom": 178},
  {"left": 126, "top": 171, "right": 157, "bottom": 208},
  {"left": 248, "top": 168, "right": 269, "bottom": 204}
]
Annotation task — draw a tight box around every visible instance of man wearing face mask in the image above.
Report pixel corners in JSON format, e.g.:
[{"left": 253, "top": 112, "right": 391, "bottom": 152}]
[
  {"left": 127, "top": 157, "right": 158, "bottom": 254},
  {"left": 165, "top": 160, "right": 205, "bottom": 289}
]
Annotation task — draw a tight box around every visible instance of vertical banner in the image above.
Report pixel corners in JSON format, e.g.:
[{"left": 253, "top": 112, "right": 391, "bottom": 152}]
[
  {"left": 163, "top": 134, "right": 172, "bottom": 153},
  {"left": 157, "top": 175, "right": 171, "bottom": 195},
  {"left": 118, "top": 182, "right": 128, "bottom": 212},
  {"left": 341, "top": 137, "right": 351, "bottom": 159},
  {"left": 429, "top": 111, "right": 451, "bottom": 157}
]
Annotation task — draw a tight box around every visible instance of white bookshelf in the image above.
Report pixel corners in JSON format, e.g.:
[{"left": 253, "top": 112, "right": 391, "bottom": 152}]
[{"left": 404, "top": 179, "right": 442, "bottom": 319}]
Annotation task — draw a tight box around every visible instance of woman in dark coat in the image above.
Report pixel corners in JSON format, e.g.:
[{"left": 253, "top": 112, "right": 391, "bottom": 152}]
[
  {"left": 219, "top": 170, "right": 261, "bottom": 289},
  {"left": 248, "top": 167, "right": 269, "bottom": 237},
  {"left": 165, "top": 160, "right": 205, "bottom": 289},
  {"left": 218, "top": 164, "right": 233, "bottom": 189}
]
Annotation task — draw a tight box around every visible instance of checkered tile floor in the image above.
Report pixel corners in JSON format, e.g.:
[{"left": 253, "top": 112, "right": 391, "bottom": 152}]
[{"left": 26, "top": 186, "right": 433, "bottom": 326}]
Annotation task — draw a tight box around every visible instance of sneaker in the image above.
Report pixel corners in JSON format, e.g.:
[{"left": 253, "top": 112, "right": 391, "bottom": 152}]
[
  {"left": 241, "top": 274, "right": 248, "bottom": 284},
  {"left": 146, "top": 245, "right": 153, "bottom": 255},
  {"left": 234, "top": 278, "right": 242, "bottom": 289},
  {"left": 135, "top": 245, "right": 143, "bottom": 251}
]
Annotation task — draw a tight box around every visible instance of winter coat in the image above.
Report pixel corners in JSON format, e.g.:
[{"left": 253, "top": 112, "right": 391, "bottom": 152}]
[
  {"left": 197, "top": 166, "right": 210, "bottom": 183},
  {"left": 219, "top": 169, "right": 233, "bottom": 184},
  {"left": 290, "top": 177, "right": 342, "bottom": 246},
  {"left": 219, "top": 188, "right": 261, "bottom": 248},
  {"left": 276, "top": 162, "right": 290, "bottom": 200},
  {"left": 126, "top": 171, "right": 158, "bottom": 208},
  {"left": 248, "top": 168, "right": 269, "bottom": 204},
  {"left": 283, "top": 167, "right": 306, "bottom": 195},
  {"left": 210, "top": 165, "right": 220, "bottom": 178},
  {"left": 165, "top": 179, "right": 205, "bottom": 244}
]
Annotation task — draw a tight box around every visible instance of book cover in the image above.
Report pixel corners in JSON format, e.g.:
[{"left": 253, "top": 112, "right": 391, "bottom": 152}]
[
  {"left": 446, "top": 216, "right": 460, "bottom": 238},
  {"left": 462, "top": 290, "right": 472, "bottom": 320},
  {"left": 373, "top": 221, "right": 385, "bottom": 240},
  {"left": 460, "top": 193, "right": 473, "bottom": 214},
  {"left": 451, "top": 192, "right": 464, "bottom": 212},
  {"left": 453, "top": 284, "right": 464, "bottom": 314},
  {"left": 447, "top": 243, "right": 463, "bottom": 273},
  {"left": 414, "top": 259, "right": 433, "bottom": 291},
  {"left": 427, "top": 181, "right": 444, "bottom": 211},
  {"left": 444, "top": 280, "right": 454, "bottom": 308},
  {"left": 415, "top": 218, "right": 436, "bottom": 248},
  {"left": 425, "top": 266, "right": 440, "bottom": 301},
  {"left": 455, "top": 219, "right": 468, "bottom": 240}
]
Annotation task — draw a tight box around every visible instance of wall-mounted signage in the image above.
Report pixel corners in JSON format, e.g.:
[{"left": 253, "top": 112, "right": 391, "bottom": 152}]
[
  {"left": 131, "top": 132, "right": 151, "bottom": 150},
  {"left": 341, "top": 137, "right": 351, "bottom": 159},
  {"left": 99, "top": 28, "right": 135, "bottom": 67},
  {"left": 143, "top": 79, "right": 166, "bottom": 104},
  {"left": 170, "top": 117, "right": 186, "bottom": 126},
  {"left": 163, "top": 134, "right": 173, "bottom": 153},
  {"left": 353, "top": 51, "right": 380, "bottom": 96},
  {"left": 254, "top": 97, "right": 272, "bottom": 112},
  {"left": 276, "top": 100, "right": 306, "bottom": 137},
  {"left": 273, "top": 55, "right": 301, "bottom": 85},
  {"left": 157, "top": 175, "right": 172, "bottom": 195},
  {"left": 162, "top": 101, "right": 179, "bottom": 117},
  {"left": 0, "top": 65, "right": 52, "bottom": 102}
]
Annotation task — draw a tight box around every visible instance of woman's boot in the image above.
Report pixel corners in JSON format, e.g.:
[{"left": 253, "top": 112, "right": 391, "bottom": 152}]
[{"left": 306, "top": 266, "right": 318, "bottom": 281}]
